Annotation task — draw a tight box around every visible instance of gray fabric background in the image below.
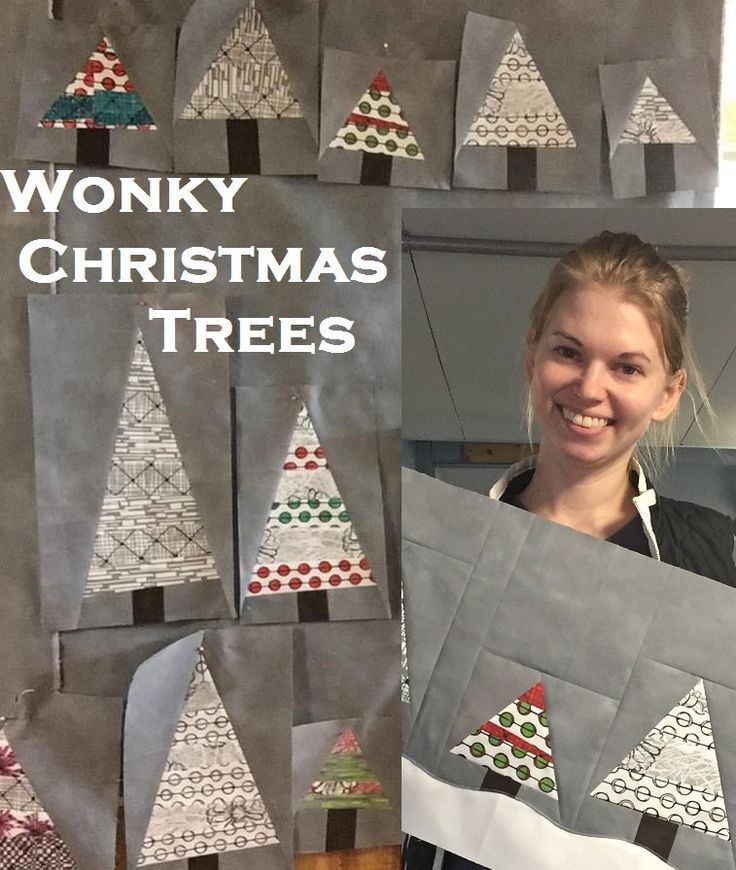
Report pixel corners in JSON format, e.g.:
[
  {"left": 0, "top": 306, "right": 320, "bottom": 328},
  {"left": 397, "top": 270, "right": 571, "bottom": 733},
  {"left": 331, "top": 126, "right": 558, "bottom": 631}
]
[
  {"left": 236, "top": 384, "right": 391, "bottom": 622},
  {"left": 600, "top": 57, "right": 720, "bottom": 197},
  {"left": 318, "top": 50, "right": 456, "bottom": 190},
  {"left": 174, "top": 0, "right": 319, "bottom": 175},
  {"left": 454, "top": 12, "right": 603, "bottom": 193},
  {"left": 5, "top": 691, "right": 122, "bottom": 870},
  {"left": 124, "top": 627, "right": 293, "bottom": 870},
  {"left": 28, "top": 294, "right": 235, "bottom": 631},
  {"left": 293, "top": 717, "right": 400, "bottom": 851},
  {"left": 16, "top": 14, "right": 176, "bottom": 170},
  {"left": 403, "top": 469, "right": 736, "bottom": 868}
]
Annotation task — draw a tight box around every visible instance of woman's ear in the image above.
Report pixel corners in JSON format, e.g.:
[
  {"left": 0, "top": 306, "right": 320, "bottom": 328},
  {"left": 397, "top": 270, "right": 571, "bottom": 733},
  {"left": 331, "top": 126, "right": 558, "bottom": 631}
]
[
  {"left": 651, "top": 368, "right": 687, "bottom": 422},
  {"left": 524, "top": 328, "right": 537, "bottom": 385}
]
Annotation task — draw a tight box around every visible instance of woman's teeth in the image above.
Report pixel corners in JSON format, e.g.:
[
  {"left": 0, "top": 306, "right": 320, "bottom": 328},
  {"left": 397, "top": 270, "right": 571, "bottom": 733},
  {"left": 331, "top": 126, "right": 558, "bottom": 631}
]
[{"left": 561, "top": 407, "right": 610, "bottom": 429}]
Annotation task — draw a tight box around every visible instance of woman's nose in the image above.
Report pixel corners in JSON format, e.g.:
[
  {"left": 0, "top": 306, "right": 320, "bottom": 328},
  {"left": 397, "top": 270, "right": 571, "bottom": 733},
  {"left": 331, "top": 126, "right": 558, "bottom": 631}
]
[{"left": 574, "top": 363, "right": 607, "bottom": 401}]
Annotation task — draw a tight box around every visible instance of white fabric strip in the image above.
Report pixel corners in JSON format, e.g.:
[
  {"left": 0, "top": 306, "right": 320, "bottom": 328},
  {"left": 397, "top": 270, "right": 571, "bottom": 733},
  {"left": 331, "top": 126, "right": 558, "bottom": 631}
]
[{"left": 402, "top": 757, "right": 671, "bottom": 870}]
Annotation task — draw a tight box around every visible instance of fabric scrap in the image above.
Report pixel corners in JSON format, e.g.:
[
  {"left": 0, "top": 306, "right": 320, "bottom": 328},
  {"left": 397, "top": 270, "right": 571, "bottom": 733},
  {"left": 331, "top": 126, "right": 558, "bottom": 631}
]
[
  {"left": 591, "top": 679, "right": 729, "bottom": 840},
  {"left": 328, "top": 70, "right": 424, "bottom": 160},
  {"left": 0, "top": 729, "right": 77, "bottom": 869},
  {"left": 620, "top": 76, "right": 696, "bottom": 144},
  {"left": 303, "top": 728, "right": 391, "bottom": 810},
  {"left": 84, "top": 333, "right": 219, "bottom": 596},
  {"left": 39, "top": 36, "right": 156, "bottom": 130},
  {"left": 463, "top": 30, "right": 575, "bottom": 148},
  {"left": 181, "top": 0, "right": 301, "bottom": 120},
  {"left": 246, "top": 404, "right": 376, "bottom": 597},
  {"left": 451, "top": 682, "right": 558, "bottom": 800},
  {"left": 138, "top": 650, "right": 279, "bottom": 865}
]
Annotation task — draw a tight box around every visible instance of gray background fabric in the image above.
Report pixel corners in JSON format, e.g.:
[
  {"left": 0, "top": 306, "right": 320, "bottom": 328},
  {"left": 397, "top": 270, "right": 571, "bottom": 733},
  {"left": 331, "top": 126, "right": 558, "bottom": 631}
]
[
  {"left": 173, "top": 0, "right": 319, "bottom": 175},
  {"left": 123, "top": 627, "right": 293, "bottom": 870},
  {"left": 28, "top": 294, "right": 235, "bottom": 631},
  {"left": 236, "top": 384, "right": 391, "bottom": 622},
  {"left": 454, "top": 12, "right": 603, "bottom": 192},
  {"left": 599, "top": 57, "right": 720, "bottom": 197},
  {"left": 16, "top": 15, "right": 177, "bottom": 170},
  {"left": 293, "top": 717, "right": 400, "bottom": 852},
  {"left": 318, "top": 50, "right": 456, "bottom": 190},
  {"left": 5, "top": 691, "right": 122, "bottom": 870},
  {"left": 403, "top": 469, "right": 736, "bottom": 868}
]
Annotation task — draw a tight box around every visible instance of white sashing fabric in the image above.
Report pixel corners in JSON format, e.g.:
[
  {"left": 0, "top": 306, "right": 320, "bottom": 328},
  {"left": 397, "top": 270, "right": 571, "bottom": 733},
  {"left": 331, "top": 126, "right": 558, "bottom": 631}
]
[
  {"left": 619, "top": 76, "right": 696, "bottom": 144},
  {"left": 84, "top": 333, "right": 219, "bottom": 596},
  {"left": 181, "top": 0, "right": 301, "bottom": 120},
  {"left": 138, "top": 652, "right": 279, "bottom": 866},
  {"left": 591, "top": 679, "right": 729, "bottom": 840},
  {"left": 464, "top": 30, "right": 575, "bottom": 148},
  {"left": 246, "top": 404, "right": 376, "bottom": 596}
]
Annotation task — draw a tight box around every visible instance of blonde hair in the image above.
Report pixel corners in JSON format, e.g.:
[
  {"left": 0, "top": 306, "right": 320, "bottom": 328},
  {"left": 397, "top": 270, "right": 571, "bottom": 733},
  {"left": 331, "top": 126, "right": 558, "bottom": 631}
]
[{"left": 525, "top": 231, "right": 711, "bottom": 476}]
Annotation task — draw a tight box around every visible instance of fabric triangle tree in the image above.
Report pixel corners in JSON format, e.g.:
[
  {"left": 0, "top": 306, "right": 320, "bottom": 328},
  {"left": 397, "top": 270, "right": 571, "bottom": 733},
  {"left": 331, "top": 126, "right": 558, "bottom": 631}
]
[
  {"left": 328, "top": 70, "right": 424, "bottom": 160},
  {"left": 451, "top": 682, "right": 558, "bottom": 799},
  {"left": 138, "top": 650, "right": 279, "bottom": 865},
  {"left": 620, "top": 76, "right": 696, "bottom": 144},
  {"left": 304, "top": 728, "right": 391, "bottom": 810},
  {"left": 181, "top": 0, "right": 302, "bottom": 120},
  {"left": 84, "top": 333, "right": 219, "bottom": 598},
  {"left": 591, "top": 679, "right": 729, "bottom": 841},
  {"left": 39, "top": 36, "right": 156, "bottom": 129},
  {"left": 464, "top": 30, "right": 575, "bottom": 148},
  {"left": 246, "top": 404, "right": 375, "bottom": 598},
  {"left": 0, "top": 729, "right": 77, "bottom": 867}
]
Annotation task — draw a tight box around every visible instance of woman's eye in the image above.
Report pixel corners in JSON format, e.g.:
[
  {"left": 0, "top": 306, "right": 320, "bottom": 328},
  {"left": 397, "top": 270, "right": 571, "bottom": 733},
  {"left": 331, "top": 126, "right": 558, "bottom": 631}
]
[
  {"left": 554, "top": 345, "right": 579, "bottom": 360},
  {"left": 618, "top": 363, "right": 641, "bottom": 376}
]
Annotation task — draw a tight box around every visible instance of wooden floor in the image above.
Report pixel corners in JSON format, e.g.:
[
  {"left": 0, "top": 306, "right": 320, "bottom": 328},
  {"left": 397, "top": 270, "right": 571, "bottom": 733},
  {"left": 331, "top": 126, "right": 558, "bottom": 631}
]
[
  {"left": 297, "top": 846, "right": 401, "bottom": 869},
  {"left": 115, "top": 841, "right": 400, "bottom": 868}
]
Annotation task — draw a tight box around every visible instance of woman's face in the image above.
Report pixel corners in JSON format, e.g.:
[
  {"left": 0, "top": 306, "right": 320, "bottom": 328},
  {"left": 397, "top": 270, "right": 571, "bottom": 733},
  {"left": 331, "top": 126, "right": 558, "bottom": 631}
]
[{"left": 526, "top": 283, "right": 685, "bottom": 470}]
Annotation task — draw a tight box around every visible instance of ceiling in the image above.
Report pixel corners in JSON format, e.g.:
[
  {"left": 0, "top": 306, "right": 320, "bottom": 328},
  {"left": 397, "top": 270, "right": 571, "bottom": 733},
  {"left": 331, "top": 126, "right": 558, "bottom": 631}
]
[{"left": 403, "top": 210, "right": 736, "bottom": 447}]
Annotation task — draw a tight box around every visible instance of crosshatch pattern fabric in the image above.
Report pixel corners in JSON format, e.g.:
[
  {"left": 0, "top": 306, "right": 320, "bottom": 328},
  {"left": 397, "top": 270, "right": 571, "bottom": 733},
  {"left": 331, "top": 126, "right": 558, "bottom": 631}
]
[
  {"left": 620, "top": 77, "right": 696, "bottom": 144},
  {"left": 39, "top": 35, "right": 156, "bottom": 130},
  {"left": 303, "top": 728, "right": 391, "bottom": 810},
  {"left": 592, "top": 679, "right": 729, "bottom": 841},
  {"left": 138, "top": 650, "right": 279, "bottom": 865},
  {"left": 464, "top": 29, "right": 575, "bottom": 148},
  {"left": 85, "top": 333, "right": 219, "bottom": 597},
  {"left": 328, "top": 70, "right": 424, "bottom": 160},
  {"left": 181, "top": 0, "right": 302, "bottom": 120},
  {"left": 246, "top": 404, "right": 375, "bottom": 598},
  {"left": 402, "top": 469, "right": 736, "bottom": 868},
  {"left": 451, "top": 681, "right": 558, "bottom": 800},
  {"left": 0, "top": 730, "right": 77, "bottom": 869}
]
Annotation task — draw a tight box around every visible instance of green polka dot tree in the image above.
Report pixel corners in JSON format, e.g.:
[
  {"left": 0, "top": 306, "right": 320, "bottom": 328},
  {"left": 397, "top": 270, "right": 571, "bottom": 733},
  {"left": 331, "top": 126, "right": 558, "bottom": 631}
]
[
  {"left": 328, "top": 70, "right": 424, "bottom": 184},
  {"left": 246, "top": 404, "right": 376, "bottom": 601},
  {"left": 451, "top": 681, "right": 558, "bottom": 799}
]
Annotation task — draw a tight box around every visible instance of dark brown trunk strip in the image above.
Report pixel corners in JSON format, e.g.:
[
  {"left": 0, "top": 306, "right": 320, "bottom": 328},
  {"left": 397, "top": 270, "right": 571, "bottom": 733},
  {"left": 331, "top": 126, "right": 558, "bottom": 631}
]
[
  {"left": 325, "top": 807, "right": 357, "bottom": 851},
  {"left": 227, "top": 119, "right": 261, "bottom": 174},
  {"left": 77, "top": 129, "right": 110, "bottom": 166},
  {"left": 480, "top": 768, "right": 521, "bottom": 798},
  {"left": 644, "top": 143, "right": 675, "bottom": 195},
  {"left": 507, "top": 147, "right": 536, "bottom": 192},
  {"left": 360, "top": 152, "right": 392, "bottom": 185},
  {"left": 298, "top": 589, "right": 329, "bottom": 622},
  {"left": 634, "top": 813, "right": 678, "bottom": 861},
  {"left": 188, "top": 856, "right": 219, "bottom": 869},
  {"left": 132, "top": 587, "right": 164, "bottom": 624}
]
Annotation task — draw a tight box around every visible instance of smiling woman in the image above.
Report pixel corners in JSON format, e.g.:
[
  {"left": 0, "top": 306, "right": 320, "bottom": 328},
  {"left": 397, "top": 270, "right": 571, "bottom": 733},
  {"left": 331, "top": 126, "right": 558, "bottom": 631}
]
[{"left": 492, "top": 231, "right": 736, "bottom": 579}]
